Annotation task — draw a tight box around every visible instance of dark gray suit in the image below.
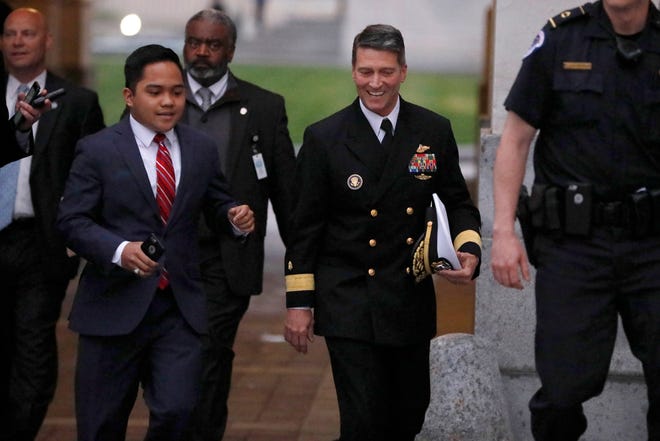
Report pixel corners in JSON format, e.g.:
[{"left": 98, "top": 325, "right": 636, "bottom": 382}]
[
  {"left": 0, "top": 71, "right": 104, "bottom": 441},
  {"left": 182, "top": 71, "right": 296, "bottom": 440}
]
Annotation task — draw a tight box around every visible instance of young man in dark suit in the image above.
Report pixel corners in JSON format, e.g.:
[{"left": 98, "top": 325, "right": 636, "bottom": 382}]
[
  {"left": 180, "top": 9, "right": 296, "bottom": 440},
  {"left": 283, "top": 24, "right": 482, "bottom": 441},
  {"left": 0, "top": 8, "right": 104, "bottom": 440},
  {"left": 56, "top": 44, "right": 254, "bottom": 441}
]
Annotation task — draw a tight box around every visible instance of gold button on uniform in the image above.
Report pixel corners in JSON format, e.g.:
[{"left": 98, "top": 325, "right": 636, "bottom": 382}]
[
  {"left": 406, "top": 207, "right": 414, "bottom": 215},
  {"left": 369, "top": 239, "right": 377, "bottom": 247},
  {"left": 370, "top": 209, "right": 378, "bottom": 217},
  {"left": 406, "top": 237, "right": 414, "bottom": 245},
  {"left": 368, "top": 268, "right": 376, "bottom": 276}
]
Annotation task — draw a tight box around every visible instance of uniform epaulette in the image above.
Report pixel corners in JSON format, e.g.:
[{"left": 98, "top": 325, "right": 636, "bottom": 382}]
[{"left": 547, "top": 4, "right": 588, "bottom": 29}]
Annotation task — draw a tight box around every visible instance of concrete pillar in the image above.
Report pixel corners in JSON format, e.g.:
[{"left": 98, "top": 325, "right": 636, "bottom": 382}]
[
  {"left": 478, "top": 1, "right": 647, "bottom": 440},
  {"left": 416, "top": 333, "right": 513, "bottom": 441}
]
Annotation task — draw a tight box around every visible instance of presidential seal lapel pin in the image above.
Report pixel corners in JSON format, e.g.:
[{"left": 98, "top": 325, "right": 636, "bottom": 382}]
[{"left": 347, "top": 174, "right": 363, "bottom": 190}]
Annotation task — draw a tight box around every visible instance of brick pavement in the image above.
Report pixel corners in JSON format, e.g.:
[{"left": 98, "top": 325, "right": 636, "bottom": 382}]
[{"left": 36, "top": 222, "right": 340, "bottom": 441}]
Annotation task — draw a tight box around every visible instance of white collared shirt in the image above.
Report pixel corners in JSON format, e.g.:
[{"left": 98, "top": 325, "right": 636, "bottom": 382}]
[
  {"left": 129, "top": 115, "right": 182, "bottom": 194},
  {"left": 187, "top": 72, "right": 228, "bottom": 108},
  {"left": 359, "top": 97, "right": 401, "bottom": 142},
  {"left": 111, "top": 116, "right": 182, "bottom": 265}
]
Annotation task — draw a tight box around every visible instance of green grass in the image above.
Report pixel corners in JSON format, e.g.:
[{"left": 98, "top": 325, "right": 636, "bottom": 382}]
[{"left": 92, "top": 56, "right": 479, "bottom": 145}]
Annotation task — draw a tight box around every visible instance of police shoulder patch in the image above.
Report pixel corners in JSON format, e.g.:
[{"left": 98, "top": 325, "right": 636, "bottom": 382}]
[
  {"left": 524, "top": 30, "right": 545, "bottom": 59},
  {"left": 547, "top": 4, "right": 587, "bottom": 29}
]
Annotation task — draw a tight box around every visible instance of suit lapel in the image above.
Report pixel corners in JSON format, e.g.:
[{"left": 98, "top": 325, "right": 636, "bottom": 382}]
[
  {"left": 167, "top": 126, "right": 193, "bottom": 227},
  {"left": 32, "top": 75, "right": 62, "bottom": 165},
  {"left": 225, "top": 80, "right": 248, "bottom": 183},
  {"left": 344, "top": 101, "right": 387, "bottom": 178},
  {"left": 114, "top": 118, "right": 161, "bottom": 219}
]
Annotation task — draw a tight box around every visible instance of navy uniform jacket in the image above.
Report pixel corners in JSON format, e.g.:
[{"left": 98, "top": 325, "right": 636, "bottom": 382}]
[
  {"left": 505, "top": 1, "right": 660, "bottom": 201},
  {"left": 285, "top": 98, "right": 481, "bottom": 346}
]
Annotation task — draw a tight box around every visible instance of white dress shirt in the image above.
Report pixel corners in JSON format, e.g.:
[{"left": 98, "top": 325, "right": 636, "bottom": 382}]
[
  {"left": 359, "top": 96, "right": 401, "bottom": 142},
  {"left": 187, "top": 72, "right": 228, "bottom": 108},
  {"left": 111, "top": 116, "right": 181, "bottom": 265}
]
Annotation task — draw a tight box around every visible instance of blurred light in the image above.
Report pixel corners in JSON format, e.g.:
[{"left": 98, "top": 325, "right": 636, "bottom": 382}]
[{"left": 120, "top": 14, "right": 141, "bottom": 37}]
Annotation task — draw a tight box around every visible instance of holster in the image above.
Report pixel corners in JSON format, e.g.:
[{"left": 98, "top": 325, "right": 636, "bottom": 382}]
[{"left": 516, "top": 185, "right": 537, "bottom": 267}]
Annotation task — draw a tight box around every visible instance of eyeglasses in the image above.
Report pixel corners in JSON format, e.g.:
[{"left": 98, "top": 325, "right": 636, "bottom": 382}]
[{"left": 185, "top": 37, "right": 224, "bottom": 52}]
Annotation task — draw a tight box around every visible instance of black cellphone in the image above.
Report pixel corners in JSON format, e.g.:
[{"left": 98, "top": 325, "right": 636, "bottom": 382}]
[
  {"left": 11, "top": 81, "right": 40, "bottom": 127},
  {"left": 141, "top": 233, "right": 165, "bottom": 261},
  {"left": 31, "top": 88, "right": 66, "bottom": 108}
]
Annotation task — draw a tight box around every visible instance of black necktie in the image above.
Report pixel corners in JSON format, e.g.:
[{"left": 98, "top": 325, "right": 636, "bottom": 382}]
[{"left": 380, "top": 118, "right": 393, "bottom": 150}]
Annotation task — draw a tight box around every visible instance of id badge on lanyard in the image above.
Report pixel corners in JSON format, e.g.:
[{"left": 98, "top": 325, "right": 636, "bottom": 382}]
[{"left": 251, "top": 134, "right": 268, "bottom": 180}]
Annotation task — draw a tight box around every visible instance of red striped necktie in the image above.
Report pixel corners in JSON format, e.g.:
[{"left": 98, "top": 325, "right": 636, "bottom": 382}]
[{"left": 154, "top": 133, "right": 175, "bottom": 289}]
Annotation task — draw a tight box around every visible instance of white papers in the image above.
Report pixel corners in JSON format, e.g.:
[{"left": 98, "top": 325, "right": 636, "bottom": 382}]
[{"left": 432, "top": 193, "right": 461, "bottom": 270}]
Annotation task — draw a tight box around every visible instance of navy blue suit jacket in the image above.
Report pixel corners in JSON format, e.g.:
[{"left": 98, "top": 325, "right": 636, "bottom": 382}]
[{"left": 56, "top": 117, "right": 237, "bottom": 336}]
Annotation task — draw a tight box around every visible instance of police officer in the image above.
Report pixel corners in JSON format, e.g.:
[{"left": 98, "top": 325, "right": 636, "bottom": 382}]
[
  {"left": 283, "top": 24, "right": 482, "bottom": 441},
  {"left": 492, "top": 1, "right": 660, "bottom": 440}
]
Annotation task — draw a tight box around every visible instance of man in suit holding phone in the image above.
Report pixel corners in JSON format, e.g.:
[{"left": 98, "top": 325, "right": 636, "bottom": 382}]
[
  {"left": 0, "top": 1, "right": 52, "bottom": 167},
  {"left": 0, "top": 8, "right": 104, "bottom": 441},
  {"left": 56, "top": 44, "right": 254, "bottom": 441}
]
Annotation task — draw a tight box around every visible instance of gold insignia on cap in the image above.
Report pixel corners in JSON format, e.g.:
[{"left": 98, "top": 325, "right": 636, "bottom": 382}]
[
  {"left": 411, "top": 219, "right": 434, "bottom": 283},
  {"left": 287, "top": 261, "right": 293, "bottom": 271},
  {"left": 414, "top": 174, "right": 432, "bottom": 181},
  {"left": 347, "top": 174, "right": 363, "bottom": 190},
  {"left": 416, "top": 144, "right": 430, "bottom": 153}
]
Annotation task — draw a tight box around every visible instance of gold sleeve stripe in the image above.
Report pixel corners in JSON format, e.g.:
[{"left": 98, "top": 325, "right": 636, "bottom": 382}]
[
  {"left": 454, "top": 230, "right": 482, "bottom": 250},
  {"left": 286, "top": 274, "right": 315, "bottom": 292}
]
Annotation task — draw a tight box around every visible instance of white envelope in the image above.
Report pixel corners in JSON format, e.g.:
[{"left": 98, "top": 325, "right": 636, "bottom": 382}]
[{"left": 432, "top": 193, "right": 461, "bottom": 270}]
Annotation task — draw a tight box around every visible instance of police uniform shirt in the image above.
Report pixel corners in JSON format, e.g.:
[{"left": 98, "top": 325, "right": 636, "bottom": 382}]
[{"left": 504, "top": 1, "right": 660, "bottom": 201}]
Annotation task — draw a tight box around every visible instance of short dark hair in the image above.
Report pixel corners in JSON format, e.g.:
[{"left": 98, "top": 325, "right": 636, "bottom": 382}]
[
  {"left": 351, "top": 24, "right": 406, "bottom": 67},
  {"left": 186, "top": 8, "right": 237, "bottom": 48},
  {"left": 124, "top": 44, "right": 183, "bottom": 91}
]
